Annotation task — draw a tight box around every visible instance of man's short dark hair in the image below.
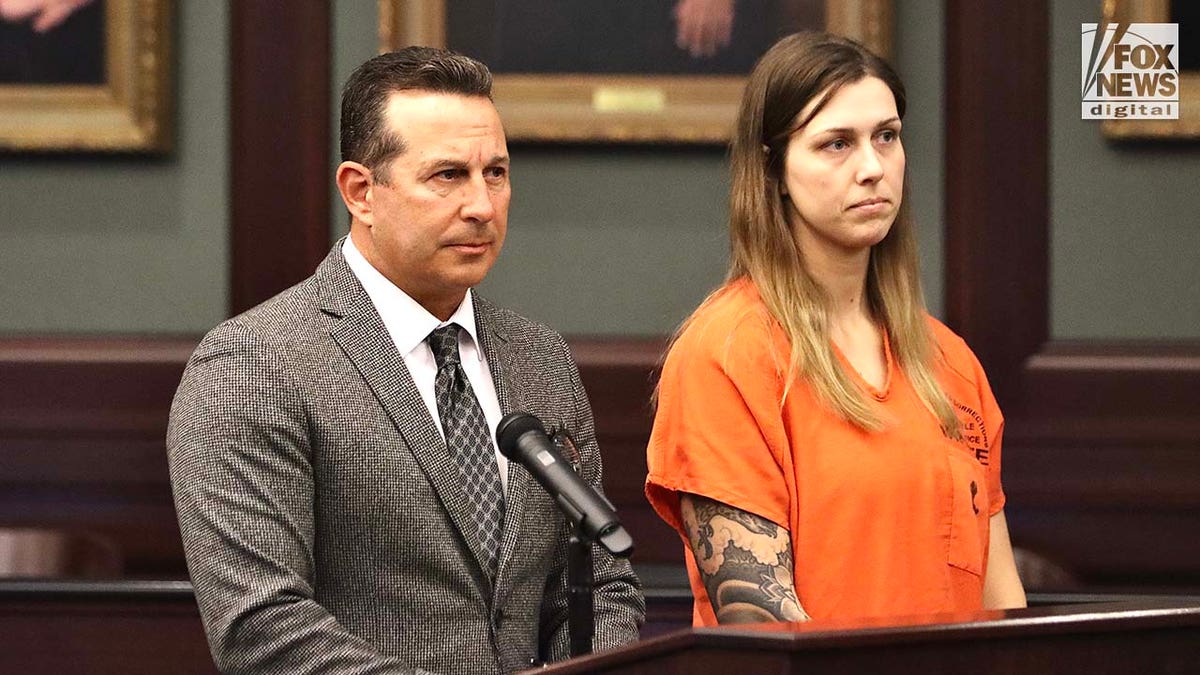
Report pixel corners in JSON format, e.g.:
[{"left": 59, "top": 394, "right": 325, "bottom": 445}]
[{"left": 339, "top": 46, "right": 493, "bottom": 183}]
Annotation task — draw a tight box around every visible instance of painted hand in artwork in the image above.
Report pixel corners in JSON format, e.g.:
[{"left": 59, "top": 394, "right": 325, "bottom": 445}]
[
  {"left": 673, "top": 0, "right": 735, "bottom": 58},
  {"left": 0, "top": 0, "right": 94, "bottom": 33}
]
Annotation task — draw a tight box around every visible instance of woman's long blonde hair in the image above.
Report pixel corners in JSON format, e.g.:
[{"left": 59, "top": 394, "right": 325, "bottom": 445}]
[{"left": 701, "top": 32, "right": 960, "bottom": 437}]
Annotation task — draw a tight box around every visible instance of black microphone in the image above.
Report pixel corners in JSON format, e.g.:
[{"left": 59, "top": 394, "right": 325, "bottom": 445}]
[{"left": 496, "top": 412, "right": 633, "bottom": 557}]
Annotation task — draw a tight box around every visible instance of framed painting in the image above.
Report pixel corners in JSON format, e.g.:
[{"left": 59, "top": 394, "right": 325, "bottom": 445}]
[
  {"left": 1100, "top": 0, "right": 1199, "bottom": 140},
  {"left": 0, "top": 0, "right": 172, "bottom": 152},
  {"left": 379, "top": 0, "right": 893, "bottom": 143}
]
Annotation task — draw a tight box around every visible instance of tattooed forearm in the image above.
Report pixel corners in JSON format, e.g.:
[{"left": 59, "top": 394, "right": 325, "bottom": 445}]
[{"left": 680, "top": 493, "right": 809, "bottom": 624}]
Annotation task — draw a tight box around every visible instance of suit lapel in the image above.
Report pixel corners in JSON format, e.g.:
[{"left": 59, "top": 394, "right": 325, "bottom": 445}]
[
  {"left": 473, "top": 297, "right": 533, "bottom": 595},
  {"left": 317, "top": 246, "right": 496, "bottom": 587}
]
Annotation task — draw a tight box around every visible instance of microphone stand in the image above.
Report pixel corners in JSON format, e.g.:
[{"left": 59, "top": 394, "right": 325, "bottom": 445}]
[
  {"left": 566, "top": 521, "right": 634, "bottom": 658},
  {"left": 567, "top": 527, "right": 595, "bottom": 658}
]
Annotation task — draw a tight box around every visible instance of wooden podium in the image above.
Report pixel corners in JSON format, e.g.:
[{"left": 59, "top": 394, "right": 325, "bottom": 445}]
[{"left": 538, "top": 599, "right": 1200, "bottom": 674}]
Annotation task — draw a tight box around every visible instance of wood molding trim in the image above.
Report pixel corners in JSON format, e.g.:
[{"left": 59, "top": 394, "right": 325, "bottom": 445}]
[{"left": 229, "top": 0, "right": 332, "bottom": 315}]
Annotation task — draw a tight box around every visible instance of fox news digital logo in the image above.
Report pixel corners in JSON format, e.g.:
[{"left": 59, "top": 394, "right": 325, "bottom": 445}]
[{"left": 1082, "top": 23, "right": 1178, "bottom": 120}]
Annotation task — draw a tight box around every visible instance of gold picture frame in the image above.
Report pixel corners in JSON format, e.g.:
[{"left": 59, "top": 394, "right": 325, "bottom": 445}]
[
  {"left": 1101, "top": 0, "right": 1198, "bottom": 139},
  {"left": 379, "top": 0, "right": 893, "bottom": 143},
  {"left": 0, "top": 0, "right": 172, "bottom": 152}
]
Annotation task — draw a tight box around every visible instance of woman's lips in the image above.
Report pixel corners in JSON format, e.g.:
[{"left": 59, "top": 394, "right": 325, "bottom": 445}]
[{"left": 848, "top": 197, "right": 890, "bottom": 212}]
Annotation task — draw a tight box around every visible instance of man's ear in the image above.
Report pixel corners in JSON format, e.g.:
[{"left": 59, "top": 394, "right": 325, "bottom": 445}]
[{"left": 336, "top": 161, "right": 374, "bottom": 225}]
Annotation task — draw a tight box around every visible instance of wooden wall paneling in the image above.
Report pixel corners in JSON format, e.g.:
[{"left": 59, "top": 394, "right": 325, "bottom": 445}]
[
  {"left": 0, "top": 339, "right": 197, "bottom": 577},
  {"left": 1005, "top": 345, "right": 1200, "bottom": 586},
  {"left": 570, "top": 338, "right": 680, "bottom": 565}
]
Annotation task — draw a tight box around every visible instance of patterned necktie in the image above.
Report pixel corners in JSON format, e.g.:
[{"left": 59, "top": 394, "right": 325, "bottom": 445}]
[{"left": 427, "top": 323, "right": 505, "bottom": 576}]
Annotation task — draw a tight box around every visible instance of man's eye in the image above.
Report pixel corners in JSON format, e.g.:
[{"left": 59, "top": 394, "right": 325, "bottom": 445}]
[{"left": 485, "top": 167, "right": 507, "bottom": 180}]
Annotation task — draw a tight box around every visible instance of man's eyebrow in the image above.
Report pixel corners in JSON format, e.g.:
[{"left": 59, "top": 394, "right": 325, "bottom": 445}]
[
  {"left": 418, "top": 155, "right": 510, "bottom": 172},
  {"left": 418, "top": 158, "right": 467, "bottom": 173}
]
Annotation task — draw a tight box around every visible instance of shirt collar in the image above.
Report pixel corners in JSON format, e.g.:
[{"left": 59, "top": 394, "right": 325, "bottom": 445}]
[{"left": 342, "top": 237, "right": 482, "bottom": 360}]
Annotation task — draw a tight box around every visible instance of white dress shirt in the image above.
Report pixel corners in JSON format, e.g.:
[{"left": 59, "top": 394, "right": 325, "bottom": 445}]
[{"left": 342, "top": 237, "right": 508, "bottom": 494}]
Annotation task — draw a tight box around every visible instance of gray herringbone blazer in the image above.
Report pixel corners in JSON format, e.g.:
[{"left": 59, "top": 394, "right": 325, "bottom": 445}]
[{"left": 167, "top": 244, "right": 644, "bottom": 674}]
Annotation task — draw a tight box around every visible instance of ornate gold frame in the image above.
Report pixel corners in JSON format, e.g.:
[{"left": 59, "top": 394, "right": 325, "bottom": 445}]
[
  {"left": 1100, "top": 0, "right": 1198, "bottom": 140},
  {"left": 0, "top": 0, "right": 172, "bottom": 152},
  {"left": 379, "top": 0, "right": 893, "bottom": 143}
]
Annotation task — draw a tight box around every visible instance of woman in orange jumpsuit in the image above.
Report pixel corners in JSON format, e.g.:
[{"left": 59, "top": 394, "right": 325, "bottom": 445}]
[{"left": 646, "top": 32, "right": 1027, "bottom": 626}]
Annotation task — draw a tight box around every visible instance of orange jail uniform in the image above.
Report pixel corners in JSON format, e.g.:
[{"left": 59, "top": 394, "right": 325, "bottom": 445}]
[{"left": 646, "top": 278, "right": 1005, "bottom": 625}]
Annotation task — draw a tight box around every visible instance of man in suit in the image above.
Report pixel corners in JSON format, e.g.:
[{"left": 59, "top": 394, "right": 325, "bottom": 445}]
[{"left": 167, "top": 47, "right": 644, "bottom": 674}]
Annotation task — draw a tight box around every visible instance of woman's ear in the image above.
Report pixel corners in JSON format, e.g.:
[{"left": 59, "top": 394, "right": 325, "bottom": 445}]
[{"left": 763, "top": 145, "right": 787, "bottom": 197}]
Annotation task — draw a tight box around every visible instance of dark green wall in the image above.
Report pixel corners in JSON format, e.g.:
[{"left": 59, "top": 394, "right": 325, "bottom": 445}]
[{"left": 1050, "top": 0, "right": 1200, "bottom": 339}]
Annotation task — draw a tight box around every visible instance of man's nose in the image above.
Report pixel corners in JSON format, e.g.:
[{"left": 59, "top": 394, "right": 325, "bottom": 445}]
[{"left": 460, "top": 175, "right": 497, "bottom": 222}]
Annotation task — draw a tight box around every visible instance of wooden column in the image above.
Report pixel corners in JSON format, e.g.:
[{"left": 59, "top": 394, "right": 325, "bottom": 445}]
[
  {"left": 944, "top": 0, "right": 1050, "bottom": 406},
  {"left": 229, "top": 0, "right": 332, "bottom": 314}
]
